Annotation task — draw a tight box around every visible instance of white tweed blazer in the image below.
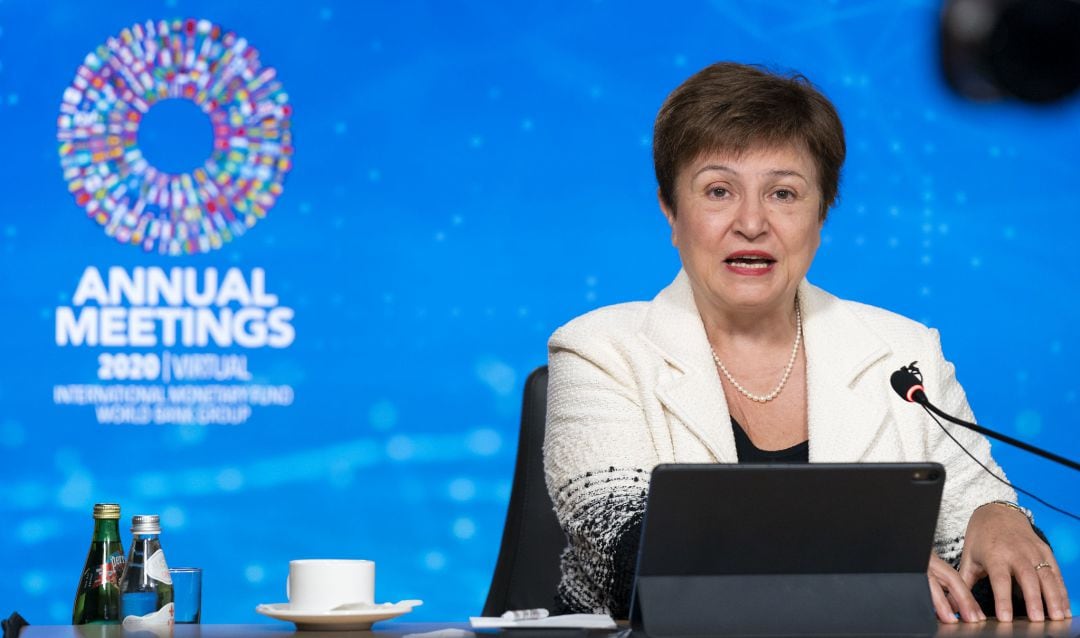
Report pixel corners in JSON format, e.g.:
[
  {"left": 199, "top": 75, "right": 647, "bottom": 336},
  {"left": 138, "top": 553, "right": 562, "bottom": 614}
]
[{"left": 543, "top": 270, "right": 1016, "bottom": 612}]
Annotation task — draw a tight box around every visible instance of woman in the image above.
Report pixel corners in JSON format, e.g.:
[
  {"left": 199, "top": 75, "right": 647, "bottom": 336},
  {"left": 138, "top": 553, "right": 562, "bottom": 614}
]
[{"left": 542, "top": 62, "right": 1070, "bottom": 624}]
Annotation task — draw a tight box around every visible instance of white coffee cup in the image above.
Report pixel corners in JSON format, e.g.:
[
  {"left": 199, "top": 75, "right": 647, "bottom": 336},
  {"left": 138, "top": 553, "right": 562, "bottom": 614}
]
[{"left": 286, "top": 559, "right": 375, "bottom": 611}]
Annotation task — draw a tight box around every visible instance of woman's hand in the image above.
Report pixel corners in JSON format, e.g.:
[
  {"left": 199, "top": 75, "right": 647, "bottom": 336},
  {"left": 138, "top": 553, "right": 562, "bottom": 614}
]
[
  {"left": 929, "top": 553, "right": 985, "bottom": 623},
  {"left": 957, "top": 502, "right": 1071, "bottom": 622}
]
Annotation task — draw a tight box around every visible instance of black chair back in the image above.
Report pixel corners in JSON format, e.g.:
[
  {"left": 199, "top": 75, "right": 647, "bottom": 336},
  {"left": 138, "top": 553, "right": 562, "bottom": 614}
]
[
  {"left": 2, "top": 612, "right": 28, "bottom": 638},
  {"left": 482, "top": 365, "right": 565, "bottom": 616}
]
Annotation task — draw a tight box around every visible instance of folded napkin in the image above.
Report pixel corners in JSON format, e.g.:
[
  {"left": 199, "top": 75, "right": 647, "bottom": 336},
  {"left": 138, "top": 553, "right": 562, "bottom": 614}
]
[{"left": 469, "top": 613, "right": 617, "bottom": 629}]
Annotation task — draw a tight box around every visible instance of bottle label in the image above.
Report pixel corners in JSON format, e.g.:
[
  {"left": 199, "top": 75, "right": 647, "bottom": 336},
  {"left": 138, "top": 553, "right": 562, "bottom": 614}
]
[
  {"left": 145, "top": 549, "right": 172, "bottom": 585},
  {"left": 97, "top": 550, "right": 126, "bottom": 588},
  {"left": 85, "top": 549, "right": 124, "bottom": 590},
  {"left": 122, "top": 602, "right": 174, "bottom": 627},
  {"left": 91, "top": 564, "right": 118, "bottom": 589}
]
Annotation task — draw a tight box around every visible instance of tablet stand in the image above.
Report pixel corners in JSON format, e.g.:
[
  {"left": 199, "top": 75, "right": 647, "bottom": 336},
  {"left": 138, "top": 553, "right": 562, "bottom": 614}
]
[{"left": 631, "top": 572, "right": 937, "bottom": 637}]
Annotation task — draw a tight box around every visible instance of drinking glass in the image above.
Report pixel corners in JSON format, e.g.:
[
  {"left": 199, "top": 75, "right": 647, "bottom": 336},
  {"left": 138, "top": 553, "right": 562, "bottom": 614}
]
[{"left": 169, "top": 567, "right": 202, "bottom": 624}]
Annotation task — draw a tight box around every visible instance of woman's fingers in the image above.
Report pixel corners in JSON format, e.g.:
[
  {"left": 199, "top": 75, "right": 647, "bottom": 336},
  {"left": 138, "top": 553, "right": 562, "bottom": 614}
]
[
  {"left": 987, "top": 562, "right": 1017, "bottom": 621},
  {"left": 933, "top": 557, "right": 984, "bottom": 621},
  {"left": 1033, "top": 555, "right": 1071, "bottom": 621},
  {"left": 1011, "top": 561, "right": 1046, "bottom": 621},
  {"left": 930, "top": 555, "right": 985, "bottom": 623},
  {"left": 984, "top": 552, "right": 1072, "bottom": 622},
  {"left": 945, "top": 583, "right": 986, "bottom": 623},
  {"left": 929, "top": 572, "right": 958, "bottom": 624}
]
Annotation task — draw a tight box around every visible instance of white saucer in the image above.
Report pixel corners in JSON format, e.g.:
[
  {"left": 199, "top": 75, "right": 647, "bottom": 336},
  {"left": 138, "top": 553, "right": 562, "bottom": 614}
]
[{"left": 256, "top": 602, "right": 418, "bottom": 631}]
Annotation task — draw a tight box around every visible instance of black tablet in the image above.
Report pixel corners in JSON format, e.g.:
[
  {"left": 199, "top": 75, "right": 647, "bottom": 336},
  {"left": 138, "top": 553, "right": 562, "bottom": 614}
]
[{"left": 630, "top": 463, "right": 945, "bottom": 637}]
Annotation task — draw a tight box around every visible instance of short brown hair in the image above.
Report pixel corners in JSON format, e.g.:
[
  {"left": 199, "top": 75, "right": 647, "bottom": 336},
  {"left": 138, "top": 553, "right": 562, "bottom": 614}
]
[{"left": 653, "top": 62, "right": 846, "bottom": 220}]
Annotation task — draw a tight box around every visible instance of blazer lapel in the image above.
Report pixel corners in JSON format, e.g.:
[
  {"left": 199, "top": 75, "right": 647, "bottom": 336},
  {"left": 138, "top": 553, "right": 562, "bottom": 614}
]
[
  {"left": 800, "top": 280, "right": 893, "bottom": 462},
  {"left": 639, "top": 271, "right": 738, "bottom": 463},
  {"left": 637, "top": 273, "right": 893, "bottom": 464}
]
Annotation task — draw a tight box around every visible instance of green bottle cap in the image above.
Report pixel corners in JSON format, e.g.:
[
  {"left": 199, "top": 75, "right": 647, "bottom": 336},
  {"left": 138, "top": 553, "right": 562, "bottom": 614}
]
[{"left": 92, "top": 503, "right": 121, "bottom": 519}]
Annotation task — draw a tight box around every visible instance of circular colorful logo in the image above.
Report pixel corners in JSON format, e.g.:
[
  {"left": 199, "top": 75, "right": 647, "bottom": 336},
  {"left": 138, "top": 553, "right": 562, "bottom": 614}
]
[{"left": 57, "top": 18, "right": 293, "bottom": 255}]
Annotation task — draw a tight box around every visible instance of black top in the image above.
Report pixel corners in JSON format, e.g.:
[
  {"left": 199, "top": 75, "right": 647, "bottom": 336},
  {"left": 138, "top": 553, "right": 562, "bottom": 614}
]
[{"left": 732, "top": 417, "right": 809, "bottom": 464}]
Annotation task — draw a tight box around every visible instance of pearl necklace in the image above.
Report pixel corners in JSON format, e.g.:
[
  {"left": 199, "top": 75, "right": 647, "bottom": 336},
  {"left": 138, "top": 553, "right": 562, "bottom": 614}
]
[{"left": 709, "top": 301, "right": 802, "bottom": 404}]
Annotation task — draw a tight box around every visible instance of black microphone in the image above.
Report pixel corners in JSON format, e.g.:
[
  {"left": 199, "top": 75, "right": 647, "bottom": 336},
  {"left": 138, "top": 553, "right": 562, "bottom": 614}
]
[
  {"left": 890, "top": 362, "right": 1080, "bottom": 473},
  {"left": 890, "top": 361, "right": 927, "bottom": 404}
]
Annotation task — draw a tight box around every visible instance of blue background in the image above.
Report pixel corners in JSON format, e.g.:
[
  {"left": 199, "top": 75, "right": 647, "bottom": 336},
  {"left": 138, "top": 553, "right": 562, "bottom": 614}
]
[{"left": 1, "top": 0, "right": 1078, "bottom": 624}]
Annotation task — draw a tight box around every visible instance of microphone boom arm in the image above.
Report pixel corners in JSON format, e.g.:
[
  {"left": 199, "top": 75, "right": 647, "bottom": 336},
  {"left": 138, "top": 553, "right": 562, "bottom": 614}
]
[{"left": 919, "top": 399, "right": 1080, "bottom": 472}]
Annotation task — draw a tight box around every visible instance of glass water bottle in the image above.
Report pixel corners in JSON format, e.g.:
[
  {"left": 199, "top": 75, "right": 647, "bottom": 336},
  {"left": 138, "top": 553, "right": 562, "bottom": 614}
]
[
  {"left": 72, "top": 503, "right": 126, "bottom": 624},
  {"left": 118, "top": 515, "right": 174, "bottom": 624}
]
